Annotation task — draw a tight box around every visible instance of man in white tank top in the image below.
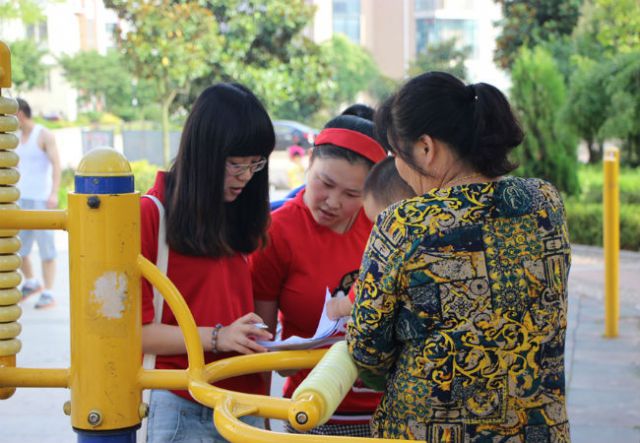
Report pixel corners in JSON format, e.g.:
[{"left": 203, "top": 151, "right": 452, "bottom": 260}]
[{"left": 15, "top": 98, "right": 61, "bottom": 309}]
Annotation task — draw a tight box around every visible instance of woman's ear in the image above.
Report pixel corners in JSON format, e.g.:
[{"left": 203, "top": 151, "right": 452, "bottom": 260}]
[{"left": 417, "top": 135, "right": 437, "bottom": 167}]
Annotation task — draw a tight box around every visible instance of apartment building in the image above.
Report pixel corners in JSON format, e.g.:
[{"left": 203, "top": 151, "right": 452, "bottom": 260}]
[
  {"left": 0, "top": 0, "right": 119, "bottom": 120},
  {"left": 308, "top": 0, "right": 508, "bottom": 90}
]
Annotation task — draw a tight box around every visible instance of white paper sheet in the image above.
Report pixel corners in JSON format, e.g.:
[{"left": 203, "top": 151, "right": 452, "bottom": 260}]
[{"left": 257, "top": 288, "right": 348, "bottom": 351}]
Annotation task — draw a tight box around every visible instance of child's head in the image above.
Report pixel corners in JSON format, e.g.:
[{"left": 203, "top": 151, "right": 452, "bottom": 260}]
[
  {"left": 363, "top": 156, "right": 415, "bottom": 222},
  {"left": 287, "top": 145, "right": 305, "bottom": 160},
  {"left": 341, "top": 103, "right": 375, "bottom": 121}
]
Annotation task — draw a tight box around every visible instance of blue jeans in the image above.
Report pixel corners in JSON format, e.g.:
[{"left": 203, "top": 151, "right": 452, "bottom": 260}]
[{"left": 147, "top": 390, "right": 264, "bottom": 443}]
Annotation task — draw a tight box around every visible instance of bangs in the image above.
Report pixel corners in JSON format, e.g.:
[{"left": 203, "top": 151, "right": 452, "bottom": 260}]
[{"left": 227, "top": 93, "right": 275, "bottom": 158}]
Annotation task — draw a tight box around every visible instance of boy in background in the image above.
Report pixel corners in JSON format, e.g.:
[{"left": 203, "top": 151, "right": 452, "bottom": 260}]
[{"left": 327, "top": 156, "right": 414, "bottom": 319}]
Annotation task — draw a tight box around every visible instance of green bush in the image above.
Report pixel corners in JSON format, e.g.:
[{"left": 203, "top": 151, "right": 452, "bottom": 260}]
[
  {"left": 57, "top": 167, "right": 75, "bottom": 209},
  {"left": 578, "top": 164, "right": 640, "bottom": 204},
  {"left": 565, "top": 200, "right": 640, "bottom": 251},
  {"left": 130, "top": 160, "right": 159, "bottom": 193},
  {"left": 511, "top": 46, "right": 580, "bottom": 195}
]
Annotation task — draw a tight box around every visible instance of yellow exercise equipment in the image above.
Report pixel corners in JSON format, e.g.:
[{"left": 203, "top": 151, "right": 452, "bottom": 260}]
[
  {"left": 603, "top": 146, "right": 620, "bottom": 338},
  {"left": 0, "top": 40, "right": 399, "bottom": 442},
  {"left": 0, "top": 41, "right": 21, "bottom": 401}
]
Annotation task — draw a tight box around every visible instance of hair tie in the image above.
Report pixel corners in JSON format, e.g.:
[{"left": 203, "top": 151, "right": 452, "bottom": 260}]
[
  {"left": 314, "top": 128, "right": 386, "bottom": 163},
  {"left": 466, "top": 84, "right": 478, "bottom": 101}
]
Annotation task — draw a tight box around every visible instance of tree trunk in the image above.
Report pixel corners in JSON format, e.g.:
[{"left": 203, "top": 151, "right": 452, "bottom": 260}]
[
  {"left": 597, "top": 142, "right": 604, "bottom": 163},
  {"left": 587, "top": 138, "right": 600, "bottom": 164},
  {"left": 161, "top": 90, "right": 177, "bottom": 169}
]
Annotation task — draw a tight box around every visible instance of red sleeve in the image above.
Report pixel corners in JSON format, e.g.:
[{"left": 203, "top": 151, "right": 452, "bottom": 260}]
[
  {"left": 347, "top": 286, "right": 356, "bottom": 303},
  {"left": 140, "top": 197, "right": 160, "bottom": 324},
  {"left": 249, "top": 219, "right": 292, "bottom": 302}
]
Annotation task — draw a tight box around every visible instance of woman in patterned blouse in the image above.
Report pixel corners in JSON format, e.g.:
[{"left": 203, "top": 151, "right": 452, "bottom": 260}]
[{"left": 346, "top": 72, "right": 571, "bottom": 442}]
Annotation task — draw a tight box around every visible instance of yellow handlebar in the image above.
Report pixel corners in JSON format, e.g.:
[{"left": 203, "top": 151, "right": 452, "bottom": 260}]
[{"left": 290, "top": 341, "right": 358, "bottom": 431}]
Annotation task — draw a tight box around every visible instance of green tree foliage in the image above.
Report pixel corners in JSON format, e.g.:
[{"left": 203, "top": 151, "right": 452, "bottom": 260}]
[
  {"left": 510, "top": 46, "right": 579, "bottom": 195},
  {"left": 494, "top": 0, "right": 582, "bottom": 69},
  {"left": 562, "top": 0, "right": 640, "bottom": 165},
  {"left": 0, "top": 0, "right": 44, "bottom": 24},
  {"left": 562, "top": 57, "right": 609, "bottom": 163},
  {"left": 367, "top": 74, "right": 399, "bottom": 103},
  {"left": 409, "top": 38, "right": 470, "bottom": 81},
  {"left": 239, "top": 38, "right": 332, "bottom": 120},
  {"left": 589, "top": 0, "right": 640, "bottom": 54},
  {"left": 537, "top": 35, "right": 576, "bottom": 82},
  {"left": 105, "top": 0, "right": 223, "bottom": 167},
  {"left": 572, "top": 0, "right": 607, "bottom": 59},
  {"left": 178, "top": 0, "right": 332, "bottom": 121},
  {"left": 8, "top": 39, "right": 47, "bottom": 93},
  {"left": 598, "top": 52, "right": 640, "bottom": 166},
  {"left": 320, "top": 34, "right": 379, "bottom": 111},
  {"left": 58, "top": 49, "right": 157, "bottom": 121},
  {"left": 106, "top": 0, "right": 333, "bottom": 130}
]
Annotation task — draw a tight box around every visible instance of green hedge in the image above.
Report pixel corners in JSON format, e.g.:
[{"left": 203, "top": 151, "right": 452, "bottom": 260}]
[
  {"left": 565, "top": 201, "right": 640, "bottom": 251},
  {"left": 578, "top": 165, "right": 640, "bottom": 204}
]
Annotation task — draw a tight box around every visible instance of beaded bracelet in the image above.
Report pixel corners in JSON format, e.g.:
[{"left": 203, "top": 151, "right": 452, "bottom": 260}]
[{"left": 210, "top": 323, "right": 223, "bottom": 354}]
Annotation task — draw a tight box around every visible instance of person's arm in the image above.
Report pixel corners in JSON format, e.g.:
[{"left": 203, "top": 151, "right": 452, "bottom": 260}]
[
  {"left": 253, "top": 299, "right": 279, "bottom": 429},
  {"left": 254, "top": 300, "right": 278, "bottom": 336},
  {"left": 142, "top": 312, "right": 272, "bottom": 355},
  {"left": 326, "top": 292, "right": 353, "bottom": 320},
  {"left": 42, "top": 129, "right": 61, "bottom": 209},
  {"left": 346, "top": 215, "right": 406, "bottom": 385},
  {"left": 249, "top": 218, "right": 290, "bottom": 335},
  {"left": 250, "top": 220, "right": 292, "bottom": 377}
]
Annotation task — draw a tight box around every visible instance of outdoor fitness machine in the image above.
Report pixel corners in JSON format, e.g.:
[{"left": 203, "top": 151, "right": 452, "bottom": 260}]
[{"left": 0, "top": 41, "right": 396, "bottom": 443}]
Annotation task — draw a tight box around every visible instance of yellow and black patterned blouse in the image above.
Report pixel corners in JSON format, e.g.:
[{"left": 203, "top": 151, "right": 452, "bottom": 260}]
[{"left": 347, "top": 177, "right": 571, "bottom": 442}]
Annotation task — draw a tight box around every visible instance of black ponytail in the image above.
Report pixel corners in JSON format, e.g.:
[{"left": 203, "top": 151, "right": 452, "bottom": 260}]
[{"left": 388, "top": 72, "right": 524, "bottom": 177}]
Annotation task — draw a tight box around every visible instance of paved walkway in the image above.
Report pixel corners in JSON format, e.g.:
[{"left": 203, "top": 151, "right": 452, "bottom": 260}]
[
  {"left": 565, "top": 245, "right": 640, "bottom": 443},
  {"left": 0, "top": 237, "right": 639, "bottom": 442}
]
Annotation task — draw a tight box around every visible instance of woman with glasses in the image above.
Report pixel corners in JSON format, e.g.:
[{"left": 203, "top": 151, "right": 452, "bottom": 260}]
[
  {"left": 249, "top": 114, "right": 387, "bottom": 437},
  {"left": 141, "top": 83, "right": 274, "bottom": 443},
  {"left": 346, "top": 72, "right": 570, "bottom": 441}
]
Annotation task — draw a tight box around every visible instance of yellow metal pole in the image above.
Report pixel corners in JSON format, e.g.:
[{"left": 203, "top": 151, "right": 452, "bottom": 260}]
[
  {"left": 0, "top": 209, "right": 67, "bottom": 230},
  {"left": 603, "top": 146, "right": 620, "bottom": 338},
  {"left": 0, "top": 40, "right": 21, "bottom": 400},
  {"left": 67, "top": 148, "right": 143, "bottom": 433},
  {"left": 0, "top": 367, "right": 68, "bottom": 387}
]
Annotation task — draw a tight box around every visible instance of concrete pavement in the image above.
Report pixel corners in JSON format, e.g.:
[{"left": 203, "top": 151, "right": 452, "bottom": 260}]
[
  {"left": 1, "top": 235, "right": 639, "bottom": 442},
  {"left": 565, "top": 245, "right": 640, "bottom": 443}
]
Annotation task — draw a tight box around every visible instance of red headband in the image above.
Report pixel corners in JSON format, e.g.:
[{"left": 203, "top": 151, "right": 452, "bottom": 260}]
[{"left": 314, "top": 128, "right": 386, "bottom": 163}]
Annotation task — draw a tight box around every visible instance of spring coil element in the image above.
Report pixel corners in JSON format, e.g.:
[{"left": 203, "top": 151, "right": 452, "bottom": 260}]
[{"left": 0, "top": 43, "right": 21, "bottom": 400}]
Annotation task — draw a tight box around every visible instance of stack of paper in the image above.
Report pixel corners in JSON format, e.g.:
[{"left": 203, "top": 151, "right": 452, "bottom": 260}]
[{"left": 257, "top": 288, "right": 348, "bottom": 351}]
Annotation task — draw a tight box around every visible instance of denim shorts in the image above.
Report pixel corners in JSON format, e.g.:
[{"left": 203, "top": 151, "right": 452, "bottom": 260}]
[
  {"left": 146, "top": 390, "right": 264, "bottom": 443},
  {"left": 18, "top": 199, "right": 57, "bottom": 261}
]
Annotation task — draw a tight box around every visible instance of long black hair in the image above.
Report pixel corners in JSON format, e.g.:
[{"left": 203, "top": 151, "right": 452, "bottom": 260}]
[
  {"left": 165, "top": 83, "right": 275, "bottom": 257},
  {"left": 384, "top": 71, "right": 524, "bottom": 177}
]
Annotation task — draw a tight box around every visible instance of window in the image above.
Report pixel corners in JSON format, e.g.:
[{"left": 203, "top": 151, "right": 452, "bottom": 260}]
[
  {"left": 415, "top": 0, "right": 473, "bottom": 12},
  {"left": 38, "top": 21, "right": 48, "bottom": 42},
  {"left": 415, "top": 0, "right": 441, "bottom": 12},
  {"left": 333, "top": 0, "right": 360, "bottom": 43},
  {"left": 416, "top": 18, "right": 476, "bottom": 56},
  {"left": 26, "top": 21, "right": 48, "bottom": 43}
]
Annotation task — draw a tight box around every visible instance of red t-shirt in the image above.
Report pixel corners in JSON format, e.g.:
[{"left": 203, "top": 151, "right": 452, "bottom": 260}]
[
  {"left": 249, "top": 190, "right": 382, "bottom": 424},
  {"left": 141, "top": 172, "right": 265, "bottom": 401}
]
